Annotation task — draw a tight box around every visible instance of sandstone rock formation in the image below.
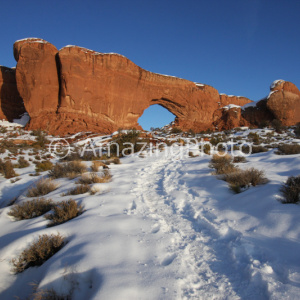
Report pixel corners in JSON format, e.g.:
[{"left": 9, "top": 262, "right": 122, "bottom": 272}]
[
  {"left": 13, "top": 38, "right": 59, "bottom": 130},
  {"left": 0, "top": 66, "right": 26, "bottom": 121},
  {"left": 266, "top": 80, "right": 300, "bottom": 126},
  {"left": 7, "top": 38, "right": 299, "bottom": 135}
]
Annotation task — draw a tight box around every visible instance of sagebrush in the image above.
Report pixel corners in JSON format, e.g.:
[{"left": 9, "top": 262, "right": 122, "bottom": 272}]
[
  {"left": 11, "top": 233, "right": 65, "bottom": 273},
  {"left": 8, "top": 198, "right": 53, "bottom": 220},
  {"left": 45, "top": 199, "right": 83, "bottom": 227}
]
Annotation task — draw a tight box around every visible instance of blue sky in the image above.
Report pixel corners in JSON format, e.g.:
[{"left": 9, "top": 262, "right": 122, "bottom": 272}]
[{"left": 1, "top": 0, "right": 299, "bottom": 130}]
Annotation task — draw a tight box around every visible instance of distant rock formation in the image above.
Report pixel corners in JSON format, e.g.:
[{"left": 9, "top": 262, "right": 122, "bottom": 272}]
[
  {"left": 0, "top": 66, "right": 26, "bottom": 122},
  {"left": 0, "top": 38, "right": 299, "bottom": 134}
]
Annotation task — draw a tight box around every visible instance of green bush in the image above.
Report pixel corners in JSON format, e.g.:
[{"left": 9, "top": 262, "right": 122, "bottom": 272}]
[
  {"left": 45, "top": 199, "right": 83, "bottom": 227},
  {"left": 11, "top": 233, "right": 65, "bottom": 273},
  {"left": 8, "top": 198, "right": 53, "bottom": 220},
  {"left": 280, "top": 175, "right": 300, "bottom": 204}
]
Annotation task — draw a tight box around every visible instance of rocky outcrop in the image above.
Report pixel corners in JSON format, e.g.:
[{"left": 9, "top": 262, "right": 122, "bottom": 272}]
[
  {"left": 9, "top": 38, "right": 299, "bottom": 134},
  {"left": 0, "top": 66, "right": 26, "bottom": 121},
  {"left": 266, "top": 80, "right": 300, "bottom": 126},
  {"left": 13, "top": 38, "right": 59, "bottom": 125}
]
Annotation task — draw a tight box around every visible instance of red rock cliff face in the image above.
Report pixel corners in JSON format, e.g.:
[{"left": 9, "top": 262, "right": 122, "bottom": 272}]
[
  {"left": 12, "top": 38, "right": 299, "bottom": 135},
  {"left": 267, "top": 80, "right": 300, "bottom": 126},
  {"left": 12, "top": 40, "right": 253, "bottom": 135},
  {"left": 13, "top": 38, "right": 59, "bottom": 130},
  {"left": 0, "top": 66, "right": 26, "bottom": 121},
  {"left": 56, "top": 46, "right": 223, "bottom": 134}
]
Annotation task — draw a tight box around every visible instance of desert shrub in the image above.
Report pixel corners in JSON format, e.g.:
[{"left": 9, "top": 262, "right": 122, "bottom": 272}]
[
  {"left": 76, "top": 170, "right": 111, "bottom": 184},
  {"left": 35, "top": 155, "right": 41, "bottom": 160},
  {"left": 28, "top": 285, "right": 70, "bottom": 300},
  {"left": 31, "top": 129, "right": 50, "bottom": 148},
  {"left": 251, "top": 145, "right": 269, "bottom": 153},
  {"left": 201, "top": 144, "right": 211, "bottom": 155},
  {"left": 223, "top": 168, "right": 268, "bottom": 193},
  {"left": 91, "top": 161, "right": 107, "bottom": 172},
  {"left": 8, "top": 198, "right": 53, "bottom": 220},
  {"left": 15, "top": 156, "right": 30, "bottom": 168},
  {"left": 111, "top": 157, "right": 121, "bottom": 164},
  {"left": 271, "top": 119, "right": 284, "bottom": 133},
  {"left": 280, "top": 175, "right": 300, "bottom": 204},
  {"left": 210, "top": 135, "right": 226, "bottom": 146},
  {"left": 0, "top": 126, "right": 7, "bottom": 133},
  {"left": 109, "top": 129, "right": 147, "bottom": 157},
  {"left": 170, "top": 127, "right": 182, "bottom": 134},
  {"left": 209, "top": 153, "right": 236, "bottom": 175},
  {"left": 247, "top": 132, "right": 260, "bottom": 144},
  {"left": 0, "top": 159, "right": 18, "bottom": 178},
  {"left": 188, "top": 151, "right": 197, "bottom": 157},
  {"left": 11, "top": 233, "right": 65, "bottom": 273},
  {"left": 35, "top": 160, "right": 54, "bottom": 173},
  {"left": 62, "top": 184, "right": 90, "bottom": 196},
  {"left": 276, "top": 144, "right": 300, "bottom": 155},
  {"left": 49, "top": 161, "right": 87, "bottom": 179},
  {"left": 44, "top": 199, "right": 83, "bottom": 227},
  {"left": 26, "top": 178, "right": 59, "bottom": 197},
  {"left": 233, "top": 156, "right": 247, "bottom": 163}
]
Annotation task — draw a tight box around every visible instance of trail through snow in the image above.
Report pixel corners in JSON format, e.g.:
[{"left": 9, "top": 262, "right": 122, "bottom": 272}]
[{"left": 129, "top": 152, "right": 279, "bottom": 299}]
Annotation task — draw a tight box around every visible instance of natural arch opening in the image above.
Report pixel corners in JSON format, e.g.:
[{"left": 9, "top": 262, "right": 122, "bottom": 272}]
[{"left": 138, "top": 104, "right": 176, "bottom": 131}]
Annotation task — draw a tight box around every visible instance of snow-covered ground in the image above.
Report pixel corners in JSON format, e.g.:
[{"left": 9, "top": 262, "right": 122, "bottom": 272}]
[{"left": 0, "top": 125, "right": 299, "bottom": 299}]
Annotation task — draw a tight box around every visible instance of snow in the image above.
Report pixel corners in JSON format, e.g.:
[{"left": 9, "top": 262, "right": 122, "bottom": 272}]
[
  {"left": 242, "top": 102, "right": 257, "bottom": 110},
  {"left": 267, "top": 90, "right": 279, "bottom": 99},
  {"left": 13, "top": 113, "right": 30, "bottom": 126},
  {"left": 271, "top": 79, "right": 285, "bottom": 89},
  {"left": 62, "top": 45, "right": 126, "bottom": 58},
  {"left": 0, "top": 129, "right": 300, "bottom": 299},
  {"left": 14, "top": 38, "right": 47, "bottom": 44},
  {"left": 195, "top": 83, "right": 205, "bottom": 87},
  {"left": 222, "top": 104, "right": 241, "bottom": 110}
]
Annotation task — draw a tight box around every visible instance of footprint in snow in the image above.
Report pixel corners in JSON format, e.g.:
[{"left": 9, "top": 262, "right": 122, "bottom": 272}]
[
  {"left": 151, "top": 224, "right": 160, "bottom": 234},
  {"left": 161, "top": 253, "right": 177, "bottom": 266}
]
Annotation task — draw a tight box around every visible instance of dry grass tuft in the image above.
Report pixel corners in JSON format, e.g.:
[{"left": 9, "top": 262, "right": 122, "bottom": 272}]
[
  {"left": 11, "top": 233, "right": 65, "bottom": 273},
  {"left": 49, "top": 161, "right": 87, "bottom": 179},
  {"left": 8, "top": 198, "right": 53, "bottom": 220},
  {"left": 44, "top": 199, "right": 83, "bottom": 227},
  {"left": 26, "top": 178, "right": 59, "bottom": 197}
]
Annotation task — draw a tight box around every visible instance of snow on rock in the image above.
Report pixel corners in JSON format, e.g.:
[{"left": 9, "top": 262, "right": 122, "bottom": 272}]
[
  {"left": 242, "top": 102, "right": 257, "bottom": 110},
  {"left": 267, "top": 90, "right": 279, "bottom": 99},
  {"left": 222, "top": 104, "right": 241, "bottom": 110},
  {"left": 270, "top": 79, "right": 285, "bottom": 90},
  {"left": 13, "top": 113, "right": 30, "bottom": 126}
]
